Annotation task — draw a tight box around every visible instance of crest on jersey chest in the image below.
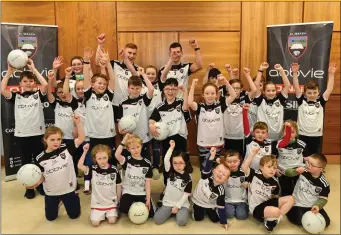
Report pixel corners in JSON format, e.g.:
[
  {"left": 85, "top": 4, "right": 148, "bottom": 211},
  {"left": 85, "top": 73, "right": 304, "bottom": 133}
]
[
  {"left": 110, "top": 173, "right": 116, "bottom": 181},
  {"left": 142, "top": 167, "right": 148, "bottom": 174},
  {"left": 240, "top": 176, "right": 245, "bottom": 183},
  {"left": 210, "top": 193, "right": 218, "bottom": 200},
  {"left": 215, "top": 107, "right": 220, "bottom": 114},
  {"left": 315, "top": 186, "right": 322, "bottom": 194},
  {"left": 60, "top": 152, "right": 66, "bottom": 160},
  {"left": 264, "top": 146, "right": 270, "bottom": 152},
  {"left": 33, "top": 94, "right": 38, "bottom": 99},
  {"left": 176, "top": 104, "right": 181, "bottom": 112},
  {"left": 297, "top": 148, "right": 303, "bottom": 154},
  {"left": 181, "top": 181, "right": 187, "bottom": 188},
  {"left": 103, "top": 95, "right": 108, "bottom": 101}
]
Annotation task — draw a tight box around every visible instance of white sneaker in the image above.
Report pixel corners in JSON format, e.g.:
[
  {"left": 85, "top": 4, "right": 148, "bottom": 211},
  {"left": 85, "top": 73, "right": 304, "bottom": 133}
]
[{"left": 152, "top": 168, "right": 160, "bottom": 180}]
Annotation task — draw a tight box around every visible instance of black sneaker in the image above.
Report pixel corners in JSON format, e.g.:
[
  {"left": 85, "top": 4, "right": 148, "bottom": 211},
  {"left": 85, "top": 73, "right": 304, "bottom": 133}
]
[
  {"left": 36, "top": 184, "right": 45, "bottom": 195},
  {"left": 24, "top": 189, "right": 35, "bottom": 199},
  {"left": 264, "top": 220, "right": 277, "bottom": 232}
]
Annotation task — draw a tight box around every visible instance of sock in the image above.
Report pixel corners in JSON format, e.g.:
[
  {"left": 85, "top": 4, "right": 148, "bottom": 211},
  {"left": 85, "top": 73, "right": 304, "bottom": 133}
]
[
  {"left": 277, "top": 215, "right": 283, "bottom": 223},
  {"left": 84, "top": 180, "right": 90, "bottom": 191}
]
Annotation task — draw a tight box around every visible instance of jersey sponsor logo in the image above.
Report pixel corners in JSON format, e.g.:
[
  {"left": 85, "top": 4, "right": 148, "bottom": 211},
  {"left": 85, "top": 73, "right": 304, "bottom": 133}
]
[
  {"left": 46, "top": 162, "right": 68, "bottom": 174},
  {"left": 281, "top": 155, "right": 300, "bottom": 161},
  {"left": 166, "top": 116, "right": 183, "bottom": 126},
  {"left": 60, "top": 153, "right": 66, "bottom": 160},
  {"left": 58, "top": 112, "right": 73, "bottom": 118},
  {"left": 181, "top": 181, "right": 187, "bottom": 188},
  {"left": 201, "top": 117, "right": 221, "bottom": 123},
  {"left": 96, "top": 181, "right": 114, "bottom": 187},
  {"left": 91, "top": 104, "right": 109, "bottom": 110},
  {"left": 315, "top": 187, "right": 322, "bottom": 194},
  {"left": 299, "top": 185, "right": 318, "bottom": 196},
  {"left": 127, "top": 173, "right": 145, "bottom": 181},
  {"left": 226, "top": 184, "right": 243, "bottom": 189},
  {"left": 117, "top": 73, "right": 129, "bottom": 81},
  {"left": 17, "top": 103, "right": 39, "bottom": 109}
]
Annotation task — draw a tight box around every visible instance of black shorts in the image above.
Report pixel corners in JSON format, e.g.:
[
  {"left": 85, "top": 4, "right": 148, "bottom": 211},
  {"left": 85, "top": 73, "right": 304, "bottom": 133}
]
[{"left": 253, "top": 198, "right": 279, "bottom": 222}]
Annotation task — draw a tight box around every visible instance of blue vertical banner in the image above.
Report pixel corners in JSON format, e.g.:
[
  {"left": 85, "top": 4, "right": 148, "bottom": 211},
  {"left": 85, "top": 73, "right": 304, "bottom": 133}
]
[{"left": 1, "top": 23, "right": 58, "bottom": 180}]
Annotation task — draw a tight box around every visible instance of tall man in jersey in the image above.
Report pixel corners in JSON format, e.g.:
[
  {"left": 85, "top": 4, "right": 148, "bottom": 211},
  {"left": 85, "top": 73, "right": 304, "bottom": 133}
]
[{"left": 159, "top": 40, "right": 203, "bottom": 98}]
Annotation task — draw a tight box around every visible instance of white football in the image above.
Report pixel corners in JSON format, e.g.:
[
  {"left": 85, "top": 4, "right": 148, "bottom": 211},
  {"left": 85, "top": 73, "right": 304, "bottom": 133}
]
[
  {"left": 301, "top": 211, "right": 326, "bottom": 234},
  {"left": 119, "top": 115, "right": 137, "bottom": 133},
  {"left": 128, "top": 202, "right": 149, "bottom": 224},
  {"left": 154, "top": 122, "right": 170, "bottom": 141},
  {"left": 16, "top": 164, "right": 42, "bottom": 187},
  {"left": 7, "top": 49, "right": 28, "bottom": 69}
]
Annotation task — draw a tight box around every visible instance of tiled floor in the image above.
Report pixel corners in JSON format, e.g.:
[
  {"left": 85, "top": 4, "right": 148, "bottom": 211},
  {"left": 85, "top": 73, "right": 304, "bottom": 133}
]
[{"left": 1, "top": 164, "right": 340, "bottom": 234}]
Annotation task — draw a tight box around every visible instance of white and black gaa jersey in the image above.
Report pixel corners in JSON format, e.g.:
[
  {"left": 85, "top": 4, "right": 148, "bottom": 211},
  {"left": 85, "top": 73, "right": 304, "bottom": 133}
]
[
  {"left": 277, "top": 139, "right": 306, "bottom": 172},
  {"left": 192, "top": 170, "right": 225, "bottom": 209},
  {"left": 50, "top": 97, "right": 78, "bottom": 140},
  {"left": 84, "top": 88, "right": 115, "bottom": 138},
  {"left": 293, "top": 170, "right": 330, "bottom": 208},
  {"left": 150, "top": 99, "right": 191, "bottom": 139},
  {"left": 247, "top": 168, "right": 280, "bottom": 214},
  {"left": 224, "top": 91, "right": 251, "bottom": 139},
  {"left": 159, "top": 62, "right": 192, "bottom": 98},
  {"left": 86, "top": 164, "right": 122, "bottom": 209},
  {"left": 111, "top": 60, "right": 139, "bottom": 106},
  {"left": 219, "top": 85, "right": 228, "bottom": 98},
  {"left": 118, "top": 93, "right": 152, "bottom": 143},
  {"left": 244, "top": 135, "right": 276, "bottom": 171},
  {"left": 141, "top": 82, "right": 163, "bottom": 117},
  {"left": 121, "top": 156, "right": 152, "bottom": 196},
  {"left": 224, "top": 168, "right": 248, "bottom": 203},
  {"left": 195, "top": 97, "right": 226, "bottom": 147},
  {"left": 248, "top": 100, "right": 258, "bottom": 131},
  {"left": 7, "top": 90, "right": 46, "bottom": 137},
  {"left": 297, "top": 95, "right": 327, "bottom": 137},
  {"left": 255, "top": 92, "right": 287, "bottom": 141},
  {"left": 36, "top": 141, "right": 77, "bottom": 196},
  {"left": 163, "top": 171, "right": 192, "bottom": 209}
]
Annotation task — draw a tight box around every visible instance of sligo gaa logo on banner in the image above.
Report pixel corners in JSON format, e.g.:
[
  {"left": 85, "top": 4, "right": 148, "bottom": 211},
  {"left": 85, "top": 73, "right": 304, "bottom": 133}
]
[
  {"left": 17, "top": 32, "right": 38, "bottom": 58},
  {"left": 288, "top": 32, "right": 308, "bottom": 60}
]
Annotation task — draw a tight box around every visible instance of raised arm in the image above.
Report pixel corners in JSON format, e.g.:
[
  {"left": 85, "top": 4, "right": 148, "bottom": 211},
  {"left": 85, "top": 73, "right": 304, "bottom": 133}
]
[
  {"left": 73, "top": 115, "right": 85, "bottom": 147},
  {"left": 243, "top": 67, "right": 257, "bottom": 99},
  {"left": 255, "top": 62, "right": 269, "bottom": 96},
  {"left": 291, "top": 63, "right": 302, "bottom": 98},
  {"left": 277, "top": 122, "right": 292, "bottom": 148},
  {"left": 241, "top": 146, "right": 260, "bottom": 176},
  {"left": 1, "top": 62, "right": 15, "bottom": 98},
  {"left": 139, "top": 67, "right": 154, "bottom": 98},
  {"left": 274, "top": 64, "right": 290, "bottom": 96},
  {"left": 98, "top": 49, "right": 114, "bottom": 91},
  {"left": 115, "top": 134, "right": 130, "bottom": 164},
  {"left": 95, "top": 33, "right": 106, "bottom": 66},
  {"left": 203, "top": 147, "right": 217, "bottom": 173},
  {"left": 160, "top": 55, "right": 173, "bottom": 82},
  {"left": 77, "top": 143, "right": 90, "bottom": 173},
  {"left": 83, "top": 47, "right": 93, "bottom": 88},
  {"left": 51, "top": 56, "right": 64, "bottom": 87},
  {"left": 231, "top": 68, "right": 239, "bottom": 80},
  {"left": 47, "top": 72, "right": 56, "bottom": 103},
  {"left": 224, "top": 77, "right": 237, "bottom": 104},
  {"left": 188, "top": 78, "right": 198, "bottom": 110},
  {"left": 180, "top": 84, "right": 189, "bottom": 111},
  {"left": 164, "top": 140, "right": 175, "bottom": 172},
  {"left": 224, "top": 64, "right": 233, "bottom": 80},
  {"left": 189, "top": 39, "right": 203, "bottom": 73},
  {"left": 119, "top": 48, "right": 138, "bottom": 76},
  {"left": 323, "top": 62, "right": 337, "bottom": 100},
  {"left": 202, "top": 63, "right": 215, "bottom": 85},
  {"left": 63, "top": 67, "right": 73, "bottom": 96},
  {"left": 27, "top": 59, "right": 48, "bottom": 94}
]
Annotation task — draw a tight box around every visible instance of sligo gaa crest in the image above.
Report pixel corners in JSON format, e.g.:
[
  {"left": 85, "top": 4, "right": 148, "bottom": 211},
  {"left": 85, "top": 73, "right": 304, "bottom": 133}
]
[
  {"left": 17, "top": 32, "right": 38, "bottom": 58},
  {"left": 288, "top": 32, "right": 308, "bottom": 60}
]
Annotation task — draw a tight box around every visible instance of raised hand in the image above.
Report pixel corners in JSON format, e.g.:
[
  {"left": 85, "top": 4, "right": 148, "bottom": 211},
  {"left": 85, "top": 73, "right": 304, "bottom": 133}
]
[
  {"left": 259, "top": 62, "right": 269, "bottom": 70},
  {"left": 242, "top": 103, "right": 250, "bottom": 110},
  {"left": 118, "top": 48, "right": 125, "bottom": 59},
  {"left": 169, "top": 140, "right": 175, "bottom": 149},
  {"left": 328, "top": 62, "right": 338, "bottom": 73},
  {"left": 26, "top": 59, "right": 35, "bottom": 70},
  {"left": 232, "top": 68, "right": 239, "bottom": 77},
  {"left": 208, "top": 63, "right": 215, "bottom": 70},
  {"left": 47, "top": 71, "right": 55, "bottom": 81},
  {"left": 72, "top": 114, "right": 81, "bottom": 125},
  {"left": 225, "top": 64, "right": 232, "bottom": 72},
  {"left": 84, "top": 47, "right": 94, "bottom": 61},
  {"left": 53, "top": 56, "right": 63, "bottom": 70},
  {"left": 65, "top": 67, "right": 73, "bottom": 77},
  {"left": 191, "top": 78, "right": 199, "bottom": 87},
  {"left": 251, "top": 146, "right": 260, "bottom": 155},
  {"left": 274, "top": 64, "right": 283, "bottom": 71},
  {"left": 291, "top": 63, "right": 300, "bottom": 73},
  {"left": 97, "top": 33, "right": 106, "bottom": 44},
  {"left": 189, "top": 39, "right": 199, "bottom": 49},
  {"left": 243, "top": 67, "right": 250, "bottom": 76},
  {"left": 83, "top": 143, "right": 90, "bottom": 152}
]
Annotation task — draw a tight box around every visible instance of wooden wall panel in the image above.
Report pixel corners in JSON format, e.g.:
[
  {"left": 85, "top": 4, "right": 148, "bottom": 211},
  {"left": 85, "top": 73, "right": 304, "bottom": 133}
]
[
  {"left": 240, "top": 2, "right": 303, "bottom": 82},
  {"left": 179, "top": 32, "right": 240, "bottom": 89},
  {"left": 55, "top": 2, "right": 117, "bottom": 78},
  {"left": 323, "top": 95, "right": 340, "bottom": 155},
  {"left": 117, "top": 33, "right": 178, "bottom": 69},
  {"left": 117, "top": 2, "right": 241, "bottom": 32},
  {"left": 331, "top": 32, "right": 340, "bottom": 95},
  {"left": 304, "top": 2, "right": 340, "bottom": 32},
  {"left": 1, "top": 2, "right": 56, "bottom": 25}
]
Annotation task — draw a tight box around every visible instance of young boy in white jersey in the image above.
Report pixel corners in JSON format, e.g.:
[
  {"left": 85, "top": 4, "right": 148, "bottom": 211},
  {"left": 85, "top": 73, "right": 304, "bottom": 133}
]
[
  {"left": 276, "top": 120, "right": 307, "bottom": 196},
  {"left": 115, "top": 134, "right": 155, "bottom": 217},
  {"left": 242, "top": 104, "right": 277, "bottom": 169},
  {"left": 188, "top": 77, "right": 236, "bottom": 170},
  {"left": 285, "top": 153, "right": 330, "bottom": 227},
  {"left": 117, "top": 67, "right": 154, "bottom": 160},
  {"left": 191, "top": 147, "right": 230, "bottom": 230},
  {"left": 292, "top": 62, "right": 337, "bottom": 156},
  {"left": 254, "top": 64, "right": 291, "bottom": 141},
  {"left": 223, "top": 68, "right": 257, "bottom": 156},
  {"left": 149, "top": 78, "right": 192, "bottom": 185},
  {"left": 242, "top": 151, "right": 295, "bottom": 232},
  {"left": 83, "top": 50, "right": 117, "bottom": 166},
  {"left": 154, "top": 140, "right": 192, "bottom": 226},
  {"left": 218, "top": 150, "right": 249, "bottom": 220},
  {"left": 78, "top": 143, "right": 122, "bottom": 226},
  {"left": 159, "top": 40, "right": 203, "bottom": 98},
  {"left": 95, "top": 33, "right": 139, "bottom": 107},
  {"left": 1, "top": 59, "right": 48, "bottom": 199},
  {"left": 29, "top": 115, "right": 85, "bottom": 221}
]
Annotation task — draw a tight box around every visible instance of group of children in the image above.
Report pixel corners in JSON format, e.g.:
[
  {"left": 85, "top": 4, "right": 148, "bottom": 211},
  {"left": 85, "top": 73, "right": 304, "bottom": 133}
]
[{"left": 1, "top": 32, "right": 338, "bottom": 232}]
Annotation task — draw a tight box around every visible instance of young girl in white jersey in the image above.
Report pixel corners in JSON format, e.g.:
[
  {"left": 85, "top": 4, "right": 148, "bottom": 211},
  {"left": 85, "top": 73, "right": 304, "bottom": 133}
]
[
  {"left": 154, "top": 140, "right": 192, "bottom": 226},
  {"left": 188, "top": 77, "right": 236, "bottom": 170},
  {"left": 27, "top": 116, "right": 85, "bottom": 221},
  {"left": 292, "top": 62, "right": 337, "bottom": 156},
  {"left": 223, "top": 68, "right": 257, "bottom": 156},
  {"left": 78, "top": 143, "right": 122, "bottom": 226},
  {"left": 254, "top": 64, "right": 291, "bottom": 141}
]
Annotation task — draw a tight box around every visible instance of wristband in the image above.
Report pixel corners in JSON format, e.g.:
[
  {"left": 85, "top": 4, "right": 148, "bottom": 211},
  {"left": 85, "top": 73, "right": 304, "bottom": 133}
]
[
  {"left": 258, "top": 69, "right": 263, "bottom": 73},
  {"left": 194, "top": 47, "right": 200, "bottom": 51},
  {"left": 83, "top": 61, "right": 90, "bottom": 64}
]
